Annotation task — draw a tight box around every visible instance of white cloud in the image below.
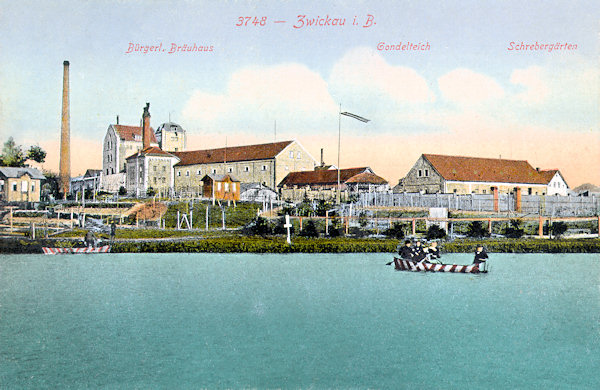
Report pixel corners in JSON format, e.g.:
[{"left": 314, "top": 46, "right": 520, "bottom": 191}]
[
  {"left": 438, "top": 68, "right": 504, "bottom": 105},
  {"left": 329, "top": 47, "right": 435, "bottom": 104},
  {"left": 181, "top": 63, "right": 337, "bottom": 131},
  {"left": 510, "top": 66, "right": 550, "bottom": 104}
]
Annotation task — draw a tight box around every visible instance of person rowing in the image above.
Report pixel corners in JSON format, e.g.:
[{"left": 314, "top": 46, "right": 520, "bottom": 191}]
[{"left": 473, "top": 245, "right": 489, "bottom": 271}]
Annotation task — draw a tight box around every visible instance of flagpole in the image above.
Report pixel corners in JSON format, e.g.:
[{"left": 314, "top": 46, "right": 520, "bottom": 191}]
[{"left": 337, "top": 109, "right": 370, "bottom": 205}]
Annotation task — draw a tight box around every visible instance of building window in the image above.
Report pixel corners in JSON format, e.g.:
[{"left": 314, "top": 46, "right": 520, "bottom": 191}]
[
  {"left": 106, "top": 169, "right": 109, "bottom": 175},
  {"left": 197, "top": 169, "right": 201, "bottom": 175},
  {"left": 217, "top": 182, "right": 221, "bottom": 190},
  {"left": 111, "top": 168, "right": 115, "bottom": 174},
  {"left": 482, "top": 189, "right": 486, "bottom": 194},
  {"left": 424, "top": 169, "right": 429, "bottom": 177},
  {"left": 297, "top": 152, "right": 301, "bottom": 159},
  {"left": 154, "top": 177, "right": 157, "bottom": 184},
  {"left": 31, "top": 183, "right": 35, "bottom": 192},
  {"left": 153, "top": 166, "right": 157, "bottom": 172},
  {"left": 186, "top": 170, "right": 190, "bottom": 176},
  {"left": 12, "top": 183, "right": 17, "bottom": 192},
  {"left": 262, "top": 165, "right": 267, "bottom": 171},
  {"left": 162, "top": 166, "right": 166, "bottom": 172},
  {"left": 21, "top": 181, "right": 27, "bottom": 192},
  {"left": 289, "top": 151, "right": 294, "bottom": 158},
  {"left": 227, "top": 167, "right": 233, "bottom": 173},
  {"left": 212, "top": 168, "right": 217, "bottom": 174},
  {"left": 225, "top": 182, "right": 229, "bottom": 191},
  {"left": 418, "top": 169, "right": 422, "bottom": 177},
  {"left": 177, "top": 171, "right": 181, "bottom": 176},
  {"left": 244, "top": 166, "right": 249, "bottom": 172},
  {"left": 232, "top": 183, "right": 236, "bottom": 192}
]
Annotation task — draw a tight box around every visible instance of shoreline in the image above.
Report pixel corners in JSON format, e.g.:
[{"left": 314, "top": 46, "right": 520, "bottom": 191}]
[{"left": 1, "top": 236, "right": 599, "bottom": 254}]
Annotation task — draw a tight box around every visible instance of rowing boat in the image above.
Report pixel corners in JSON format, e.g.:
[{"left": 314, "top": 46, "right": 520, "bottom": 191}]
[
  {"left": 42, "top": 245, "right": 111, "bottom": 255},
  {"left": 393, "top": 257, "right": 486, "bottom": 273}
]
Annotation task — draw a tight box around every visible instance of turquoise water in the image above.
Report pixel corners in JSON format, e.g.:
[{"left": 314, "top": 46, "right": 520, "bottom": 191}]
[{"left": 1, "top": 253, "right": 598, "bottom": 389}]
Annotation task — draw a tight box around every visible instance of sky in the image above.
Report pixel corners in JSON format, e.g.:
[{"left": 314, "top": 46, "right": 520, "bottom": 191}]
[{"left": 0, "top": 0, "right": 598, "bottom": 187}]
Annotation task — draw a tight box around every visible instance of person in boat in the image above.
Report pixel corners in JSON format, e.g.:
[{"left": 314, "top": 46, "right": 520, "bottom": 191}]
[
  {"left": 84, "top": 230, "right": 97, "bottom": 247},
  {"left": 425, "top": 241, "right": 441, "bottom": 263},
  {"left": 398, "top": 240, "right": 414, "bottom": 260},
  {"left": 473, "top": 245, "right": 489, "bottom": 268},
  {"left": 412, "top": 240, "right": 427, "bottom": 262}
]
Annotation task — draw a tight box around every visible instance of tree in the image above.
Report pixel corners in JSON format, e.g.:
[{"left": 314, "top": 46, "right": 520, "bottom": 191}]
[
  {"left": 1, "top": 138, "right": 47, "bottom": 167},
  {"left": 1, "top": 137, "right": 25, "bottom": 167},
  {"left": 118, "top": 186, "right": 127, "bottom": 196},
  {"left": 27, "top": 145, "right": 46, "bottom": 163},
  {"left": 146, "top": 187, "right": 156, "bottom": 197}
]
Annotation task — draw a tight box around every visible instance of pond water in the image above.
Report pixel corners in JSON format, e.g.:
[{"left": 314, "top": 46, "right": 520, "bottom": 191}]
[{"left": 1, "top": 252, "right": 598, "bottom": 389}]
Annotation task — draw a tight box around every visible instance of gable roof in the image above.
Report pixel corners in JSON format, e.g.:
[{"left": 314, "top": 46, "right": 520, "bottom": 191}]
[
  {"left": 279, "top": 167, "right": 371, "bottom": 187},
  {"left": 125, "top": 146, "right": 178, "bottom": 160},
  {"left": 112, "top": 124, "right": 157, "bottom": 144},
  {"left": 422, "top": 154, "right": 548, "bottom": 184},
  {"left": 345, "top": 171, "right": 388, "bottom": 185},
  {"left": 201, "top": 174, "right": 240, "bottom": 183},
  {"left": 173, "top": 141, "right": 293, "bottom": 166},
  {"left": 0, "top": 166, "right": 45, "bottom": 180}
]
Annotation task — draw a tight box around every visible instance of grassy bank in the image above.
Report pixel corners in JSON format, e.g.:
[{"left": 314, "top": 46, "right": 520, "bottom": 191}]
[{"left": 1, "top": 235, "right": 599, "bottom": 254}]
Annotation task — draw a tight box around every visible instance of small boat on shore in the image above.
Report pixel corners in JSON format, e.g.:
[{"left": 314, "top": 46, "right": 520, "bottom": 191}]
[
  {"left": 42, "top": 245, "right": 111, "bottom": 255},
  {"left": 393, "top": 257, "right": 486, "bottom": 273}
]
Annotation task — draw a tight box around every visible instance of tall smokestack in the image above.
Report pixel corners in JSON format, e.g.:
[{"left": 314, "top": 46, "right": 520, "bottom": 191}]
[
  {"left": 59, "top": 60, "right": 70, "bottom": 199},
  {"left": 142, "top": 102, "right": 151, "bottom": 149},
  {"left": 320, "top": 148, "right": 324, "bottom": 166}
]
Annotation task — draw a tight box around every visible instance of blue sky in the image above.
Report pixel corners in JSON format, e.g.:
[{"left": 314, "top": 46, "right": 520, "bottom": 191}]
[{"left": 0, "top": 0, "right": 598, "bottom": 185}]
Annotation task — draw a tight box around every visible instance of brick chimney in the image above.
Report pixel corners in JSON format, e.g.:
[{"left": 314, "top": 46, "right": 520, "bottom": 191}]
[
  {"left": 59, "top": 60, "right": 70, "bottom": 199},
  {"left": 142, "top": 103, "right": 151, "bottom": 149}
]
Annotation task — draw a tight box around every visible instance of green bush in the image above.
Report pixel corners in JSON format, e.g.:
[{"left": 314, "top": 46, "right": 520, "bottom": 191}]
[
  {"left": 504, "top": 219, "right": 525, "bottom": 238},
  {"left": 550, "top": 222, "right": 568, "bottom": 238},
  {"left": 384, "top": 222, "right": 405, "bottom": 239},
  {"left": 299, "top": 220, "right": 319, "bottom": 238},
  {"left": 426, "top": 224, "right": 447, "bottom": 240},
  {"left": 467, "top": 221, "right": 490, "bottom": 238},
  {"left": 242, "top": 217, "right": 273, "bottom": 236}
]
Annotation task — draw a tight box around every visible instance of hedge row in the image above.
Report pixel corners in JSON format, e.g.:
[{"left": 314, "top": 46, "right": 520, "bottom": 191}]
[
  {"left": 441, "top": 238, "right": 600, "bottom": 253},
  {"left": 2, "top": 236, "right": 599, "bottom": 254}
]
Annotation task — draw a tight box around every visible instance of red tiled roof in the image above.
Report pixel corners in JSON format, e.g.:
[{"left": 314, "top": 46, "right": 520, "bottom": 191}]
[
  {"left": 173, "top": 141, "right": 293, "bottom": 166},
  {"left": 538, "top": 169, "right": 558, "bottom": 183},
  {"left": 125, "top": 146, "right": 177, "bottom": 160},
  {"left": 345, "top": 171, "right": 388, "bottom": 185},
  {"left": 113, "top": 124, "right": 157, "bottom": 144},
  {"left": 279, "top": 167, "right": 370, "bottom": 187},
  {"left": 423, "top": 154, "right": 548, "bottom": 184}
]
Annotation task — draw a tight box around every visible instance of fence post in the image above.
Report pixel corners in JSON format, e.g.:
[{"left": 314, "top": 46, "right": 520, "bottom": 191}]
[
  {"left": 488, "top": 218, "right": 492, "bottom": 234},
  {"left": 538, "top": 216, "right": 544, "bottom": 237},
  {"left": 325, "top": 211, "right": 329, "bottom": 235},
  {"left": 412, "top": 218, "right": 416, "bottom": 236}
]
